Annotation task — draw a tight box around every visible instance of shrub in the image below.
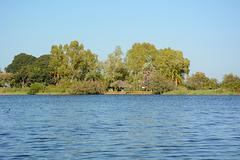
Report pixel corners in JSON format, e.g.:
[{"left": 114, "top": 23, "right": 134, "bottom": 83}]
[
  {"left": 54, "top": 78, "right": 71, "bottom": 93},
  {"left": 186, "top": 72, "right": 219, "bottom": 90},
  {"left": 222, "top": 80, "right": 240, "bottom": 95},
  {"left": 68, "top": 80, "right": 107, "bottom": 95},
  {"left": 149, "top": 73, "right": 175, "bottom": 94},
  {"left": 222, "top": 73, "right": 240, "bottom": 85},
  {"left": 220, "top": 73, "right": 240, "bottom": 95},
  {"left": 27, "top": 83, "right": 45, "bottom": 95}
]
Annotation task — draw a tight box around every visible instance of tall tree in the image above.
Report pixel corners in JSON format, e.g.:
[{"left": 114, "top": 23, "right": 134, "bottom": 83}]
[
  {"left": 125, "top": 42, "right": 157, "bottom": 74},
  {"left": 12, "top": 66, "right": 33, "bottom": 88},
  {"left": 125, "top": 42, "right": 158, "bottom": 84},
  {"left": 31, "top": 54, "right": 51, "bottom": 84},
  {"left": 50, "top": 40, "right": 99, "bottom": 82},
  {"left": 79, "top": 49, "right": 98, "bottom": 81},
  {"left": 104, "top": 46, "right": 128, "bottom": 83},
  {"left": 64, "top": 41, "right": 84, "bottom": 82},
  {"left": 153, "top": 47, "right": 190, "bottom": 85}
]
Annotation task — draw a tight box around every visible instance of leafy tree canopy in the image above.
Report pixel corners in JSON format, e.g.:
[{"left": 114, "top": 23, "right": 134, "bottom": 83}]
[
  {"left": 153, "top": 47, "right": 190, "bottom": 76},
  {"left": 103, "top": 46, "right": 128, "bottom": 83},
  {"left": 186, "top": 72, "right": 219, "bottom": 90},
  {"left": 5, "top": 53, "right": 37, "bottom": 73},
  {"left": 222, "top": 73, "right": 240, "bottom": 85},
  {"left": 50, "top": 40, "right": 98, "bottom": 82},
  {"left": 125, "top": 42, "right": 158, "bottom": 75}
]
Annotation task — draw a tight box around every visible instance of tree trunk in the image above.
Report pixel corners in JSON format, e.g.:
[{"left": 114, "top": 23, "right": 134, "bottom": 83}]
[{"left": 21, "top": 81, "right": 25, "bottom": 88}]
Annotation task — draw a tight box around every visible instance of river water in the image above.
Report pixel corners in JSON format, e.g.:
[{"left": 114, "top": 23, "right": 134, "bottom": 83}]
[{"left": 0, "top": 95, "right": 240, "bottom": 159}]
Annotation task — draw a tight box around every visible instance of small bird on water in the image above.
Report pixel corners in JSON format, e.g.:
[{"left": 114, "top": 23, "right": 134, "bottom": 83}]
[{"left": 7, "top": 108, "right": 11, "bottom": 113}]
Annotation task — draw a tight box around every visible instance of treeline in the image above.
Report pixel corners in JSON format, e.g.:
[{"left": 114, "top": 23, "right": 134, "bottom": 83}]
[{"left": 0, "top": 40, "right": 239, "bottom": 95}]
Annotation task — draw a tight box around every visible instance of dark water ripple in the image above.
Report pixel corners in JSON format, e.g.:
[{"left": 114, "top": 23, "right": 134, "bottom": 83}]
[{"left": 0, "top": 95, "right": 240, "bottom": 159}]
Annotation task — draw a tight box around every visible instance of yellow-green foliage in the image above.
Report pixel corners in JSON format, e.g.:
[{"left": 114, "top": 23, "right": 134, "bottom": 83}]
[
  {"left": 150, "top": 73, "right": 175, "bottom": 94},
  {"left": 163, "top": 88, "right": 234, "bottom": 95},
  {"left": 186, "top": 72, "right": 219, "bottom": 90},
  {"left": 0, "top": 87, "right": 28, "bottom": 95},
  {"left": 68, "top": 81, "right": 107, "bottom": 95},
  {"left": 221, "top": 73, "right": 240, "bottom": 94},
  {"left": 27, "top": 83, "right": 45, "bottom": 95}
]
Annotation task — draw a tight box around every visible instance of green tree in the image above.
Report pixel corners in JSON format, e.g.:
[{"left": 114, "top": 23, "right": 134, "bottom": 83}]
[
  {"left": 50, "top": 41, "right": 99, "bottom": 82},
  {"left": 79, "top": 49, "right": 98, "bottom": 81},
  {"left": 31, "top": 54, "right": 51, "bottom": 85},
  {"left": 50, "top": 44, "right": 65, "bottom": 83},
  {"left": 104, "top": 46, "right": 128, "bottom": 83},
  {"left": 222, "top": 73, "right": 240, "bottom": 85},
  {"left": 0, "top": 73, "right": 12, "bottom": 87},
  {"left": 149, "top": 71, "right": 175, "bottom": 94},
  {"left": 113, "top": 65, "right": 129, "bottom": 81},
  {"left": 85, "top": 71, "right": 103, "bottom": 82},
  {"left": 153, "top": 48, "right": 190, "bottom": 85},
  {"left": 63, "top": 41, "right": 84, "bottom": 82},
  {"left": 12, "top": 66, "right": 33, "bottom": 88},
  {"left": 125, "top": 42, "right": 158, "bottom": 76},
  {"left": 221, "top": 73, "right": 240, "bottom": 94},
  {"left": 125, "top": 42, "right": 158, "bottom": 87},
  {"left": 186, "top": 72, "right": 215, "bottom": 90},
  {"left": 142, "top": 62, "right": 155, "bottom": 72},
  {"left": 5, "top": 53, "right": 37, "bottom": 73},
  {"left": 208, "top": 78, "right": 219, "bottom": 89}
]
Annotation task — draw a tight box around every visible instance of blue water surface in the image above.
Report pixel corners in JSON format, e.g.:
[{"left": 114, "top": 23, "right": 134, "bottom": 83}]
[{"left": 0, "top": 95, "right": 240, "bottom": 159}]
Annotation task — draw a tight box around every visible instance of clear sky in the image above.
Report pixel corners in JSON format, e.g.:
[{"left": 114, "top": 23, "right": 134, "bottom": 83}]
[{"left": 0, "top": 0, "right": 239, "bottom": 81}]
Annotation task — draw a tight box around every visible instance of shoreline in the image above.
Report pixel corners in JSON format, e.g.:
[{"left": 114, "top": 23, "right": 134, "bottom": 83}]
[
  {"left": 0, "top": 87, "right": 237, "bottom": 95},
  {"left": 0, "top": 92, "right": 237, "bottom": 96}
]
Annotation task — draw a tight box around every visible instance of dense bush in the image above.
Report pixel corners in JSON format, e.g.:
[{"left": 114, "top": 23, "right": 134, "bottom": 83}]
[
  {"left": 222, "top": 73, "right": 240, "bottom": 85},
  {"left": 222, "top": 80, "right": 240, "bottom": 94},
  {"left": 149, "top": 73, "right": 175, "bottom": 94},
  {"left": 55, "top": 78, "right": 71, "bottom": 93},
  {"left": 27, "top": 83, "right": 45, "bottom": 95},
  {"left": 186, "top": 72, "right": 219, "bottom": 90},
  {"left": 220, "top": 73, "right": 240, "bottom": 94},
  {"left": 68, "top": 80, "right": 107, "bottom": 95}
]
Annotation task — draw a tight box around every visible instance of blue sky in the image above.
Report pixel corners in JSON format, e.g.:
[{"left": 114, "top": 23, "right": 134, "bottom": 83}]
[{"left": 0, "top": 0, "right": 239, "bottom": 81}]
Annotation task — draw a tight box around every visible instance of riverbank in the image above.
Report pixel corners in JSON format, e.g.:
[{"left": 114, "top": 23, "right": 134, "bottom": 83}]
[
  {"left": 0, "top": 87, "right": 237, "bottom": 95},
  {"left": 163, "top": 88, "right": 235, "bottom": 95}
]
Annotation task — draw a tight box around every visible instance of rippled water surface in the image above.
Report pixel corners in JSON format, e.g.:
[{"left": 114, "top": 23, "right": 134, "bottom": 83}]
[{"left": 1, "top": 95, "right": 240, "bottom": 159}]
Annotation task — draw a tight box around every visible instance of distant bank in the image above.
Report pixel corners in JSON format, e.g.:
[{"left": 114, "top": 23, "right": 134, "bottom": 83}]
[{"left": 0, "top": 87, "right": 237, "bottom": 95}]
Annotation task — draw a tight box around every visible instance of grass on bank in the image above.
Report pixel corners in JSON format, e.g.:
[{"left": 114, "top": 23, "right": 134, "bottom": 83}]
[
  {"left": 0, "top": 87, "right": 29, "bottom": 95},
  {"left": 163, "top": 86, "right": 235, "bottom": 95},
  {"left": 0, "top": 85, "right": 237, "bottom": 95},
  {"left": 163, "top": 88, "right": 235, "bottom": 95}
]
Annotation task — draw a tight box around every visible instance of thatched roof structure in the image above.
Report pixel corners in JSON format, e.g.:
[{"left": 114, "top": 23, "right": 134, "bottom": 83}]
[{"left": 110, "top": 80, "right": 132, "bottom": 88}]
